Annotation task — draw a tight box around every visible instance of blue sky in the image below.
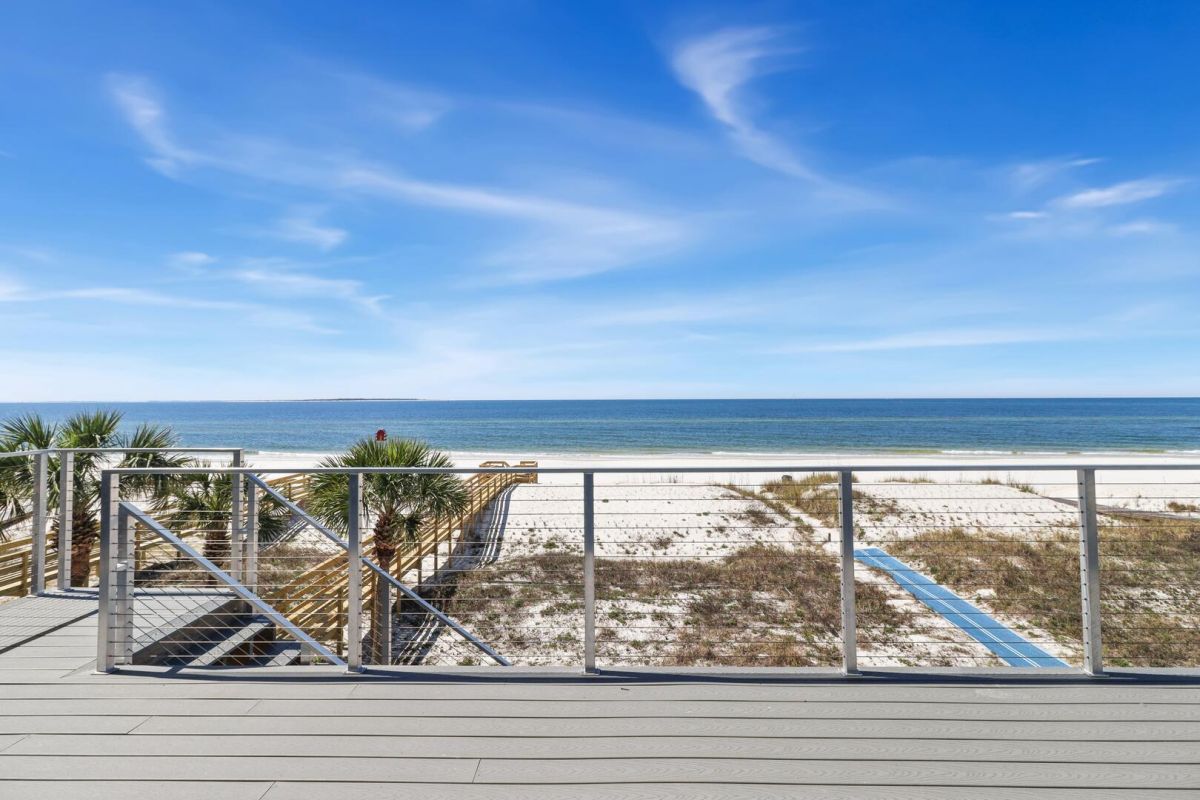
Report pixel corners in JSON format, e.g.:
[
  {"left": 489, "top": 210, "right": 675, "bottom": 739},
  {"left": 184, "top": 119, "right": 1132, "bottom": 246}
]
[{"left": 2, "top": 1, "right": 1199, "bottom": 400}]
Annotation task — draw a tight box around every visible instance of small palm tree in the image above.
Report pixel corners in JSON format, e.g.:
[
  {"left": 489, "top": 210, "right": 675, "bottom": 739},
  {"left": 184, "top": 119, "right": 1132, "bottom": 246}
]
[
  {"left": 0, "top": 411, "right": 192, "bottom": 585},
  {"left": 157, "top": 465, "right": 290, "bottom": 579},
  {"left": 308, "top": 438, "right": 467, "bottom": 664}
]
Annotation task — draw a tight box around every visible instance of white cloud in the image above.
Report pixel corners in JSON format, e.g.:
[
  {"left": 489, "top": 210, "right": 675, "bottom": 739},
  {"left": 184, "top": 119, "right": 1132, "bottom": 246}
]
[
  {"left": 1009, "top": 157, "right": 1100, "bottom": 191},
  {"left": 341, "top": 166, "right": 690, "bottom": 281},
  {"left": 108, "top": 74, "right": 694, "bottom": 282},
  {"left": 778, "top": 327, "right": 1091, "bottom": 353},
  {"left": 344, "top": 72, "right": 451, "bottom": 132},
  {"left": 106, "top": 74, "right": 201, "bottom": 176},
  {"left": 231, "top": 264, "right": 384, "bottom": 312},
  {"left": 1108, "top": 219, "right": 1174, "bottom": 236},
  {"left": 1055, "top": 178, "right": 1182, "bottom": 209},
  {"left": 168, "top": 251, "right": 215, "bottom": 270},
  {"left": 264, "top": 208, "right": 348, "bottom": 251},
  {"left": 671, "top": 26, "right": 818, "bottom": 181},
  {"left": 1, "top": 285, "right": 335, "bottom": 333}
]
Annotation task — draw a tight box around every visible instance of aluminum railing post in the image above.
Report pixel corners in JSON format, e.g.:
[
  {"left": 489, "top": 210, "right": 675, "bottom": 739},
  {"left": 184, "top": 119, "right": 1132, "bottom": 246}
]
[
  {"left": 30, "top": 451, "right": 48, "bottom": 595},
  {"left": 346, "top": 473, "right": 363, "bottom": 672},
  {"left": 839, "top": 470, "right": 860, "bottom": 676},
  {"left": 1077, "top": 468, "right": 1104, "bottom": 676},
  {"left": 583, "top": 472, "right": 596, "bottom": 674},
  {"left": 95, "top": 472, "right": 119, "bottom": 672},
  {"left": 246, "top": 478, "right": 258, "bottom": 590},
  {"left": 116, "top": 503, "right": 134, "bottom": 665},
  {"left": 57, "top": 451, "right": 74, "bottom": 590},
  {"left": 229, "top": 450, "right": 243, "bottom": 583}
]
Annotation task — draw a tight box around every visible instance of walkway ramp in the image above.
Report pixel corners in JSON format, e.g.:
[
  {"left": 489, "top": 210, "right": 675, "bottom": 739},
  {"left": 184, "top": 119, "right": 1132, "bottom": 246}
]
[{"left": 855, "top": 546, "right": 1069, "bottom": 668}]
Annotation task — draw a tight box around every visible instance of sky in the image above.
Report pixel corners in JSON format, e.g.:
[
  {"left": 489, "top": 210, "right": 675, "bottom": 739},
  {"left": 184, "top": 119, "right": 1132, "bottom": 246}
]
[{"left": 1, "top": 0, "right": 1199, "bottom": 400}]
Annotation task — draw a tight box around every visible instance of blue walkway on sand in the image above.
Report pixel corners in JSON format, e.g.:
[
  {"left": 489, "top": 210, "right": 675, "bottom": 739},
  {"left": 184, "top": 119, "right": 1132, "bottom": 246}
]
[{"left": 854, "top": 546, "right": 1069, "bottom": 668}]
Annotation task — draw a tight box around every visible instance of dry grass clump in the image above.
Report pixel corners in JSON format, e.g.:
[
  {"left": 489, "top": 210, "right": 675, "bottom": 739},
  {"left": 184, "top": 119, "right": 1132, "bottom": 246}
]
[
  {"left": 723, "top": 484, "right": 815, "bottom": 535},
  {"left": 439, "top": 543, "right": 918, "bottom": 667},
  {"left": 760, "top": 474, "right": 899, "bottom": 526},
  {"left": 762, "top": 473, "right": 841, "bottom": 526},
  {"left": 891, "top": 518, "right": 1200, "bottom": 667},
  {"left": 1167, "top": 501, "right": 1200, "bottom": 514},
  {"left": 979, "top": 477, "right": 1036, "bottom": 494}
]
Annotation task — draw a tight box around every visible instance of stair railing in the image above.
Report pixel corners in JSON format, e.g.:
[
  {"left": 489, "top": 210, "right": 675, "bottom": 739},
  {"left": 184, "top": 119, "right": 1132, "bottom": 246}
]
[
  {"left": 247, "top": 474, "right": 509, "bottom": 667},
  {"left": 96, "top": 478, "right": 344, "bottom": 672}
]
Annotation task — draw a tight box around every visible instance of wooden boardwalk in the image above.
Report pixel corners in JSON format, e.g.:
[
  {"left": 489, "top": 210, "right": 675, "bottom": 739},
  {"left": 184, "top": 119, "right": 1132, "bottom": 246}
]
[{"left": 0, "top": 601, "right": 1198, "bottom": 797}]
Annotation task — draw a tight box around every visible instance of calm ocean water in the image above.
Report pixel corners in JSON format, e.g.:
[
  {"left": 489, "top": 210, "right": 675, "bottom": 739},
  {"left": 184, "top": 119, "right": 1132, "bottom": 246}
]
[{"left": 1, "top": 399, "right": 1198, "bottom": 455}]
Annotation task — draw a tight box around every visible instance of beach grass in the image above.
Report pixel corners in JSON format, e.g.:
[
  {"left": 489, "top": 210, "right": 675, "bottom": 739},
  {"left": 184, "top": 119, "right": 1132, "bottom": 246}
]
[
  {"left": 890, "top": 518, "right": 1200, "bottom": 667},
  {"left": 437, "top": 543, "right": 931, "bottom": 667}
]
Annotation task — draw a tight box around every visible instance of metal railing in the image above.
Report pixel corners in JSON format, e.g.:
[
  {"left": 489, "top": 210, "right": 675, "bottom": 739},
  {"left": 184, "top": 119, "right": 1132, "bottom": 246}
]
[
  {"left": 94, "top": 462, "right": 1200, "bottom": 676},
  {"left": 96, "top": 462, "right": 534, "bottom": 672},
  {"left": 0, "top": 447, "right": 245, "bottom": 595}
]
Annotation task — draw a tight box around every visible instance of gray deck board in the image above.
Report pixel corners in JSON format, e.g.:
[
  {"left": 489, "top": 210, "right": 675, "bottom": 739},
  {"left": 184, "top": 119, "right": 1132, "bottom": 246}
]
[
  {"left": 0, "top": 754, "right": 481, "bottom": 782},
  {"left": 10, "top": 733, "right": 1200, "bottom": 762},
  {"left": 0, "top": 621, "right": 1198, "bottom": 797},
  {"left": 240, "top": 697, "right": 1200, "bottom": 721},
  {"left": 0, "top": 782, "right": 272, "bottom": 800},
  {"left": 259, "top": 783, "right": 1200, "bottom": 800},
  {"left": 0, "top": 591, "right": 97, "bottom": 653},
  {"left": 472, "top": 758, "right": 1200, "bottom": 787},
  {"left": 128, "top": 714, "right": 1200, "bottom": 740},
  {"left": 6, "top": 679, "right": 1198, "bottom": 704}
]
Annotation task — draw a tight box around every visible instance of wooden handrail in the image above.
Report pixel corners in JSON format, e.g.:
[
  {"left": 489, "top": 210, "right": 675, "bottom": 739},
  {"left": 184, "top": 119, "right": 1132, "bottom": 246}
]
[
  {"left": 0, "top": 472, "right": 308, "bottom": 597},
  {"left": 270, "top": 463, "right": 534, "bottom": 655}
]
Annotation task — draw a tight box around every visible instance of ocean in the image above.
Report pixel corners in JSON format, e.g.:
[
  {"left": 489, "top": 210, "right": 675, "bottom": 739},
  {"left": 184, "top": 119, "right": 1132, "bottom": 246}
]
[{"left": 1, "top": 398, "right": 1198, "bottom": 455}]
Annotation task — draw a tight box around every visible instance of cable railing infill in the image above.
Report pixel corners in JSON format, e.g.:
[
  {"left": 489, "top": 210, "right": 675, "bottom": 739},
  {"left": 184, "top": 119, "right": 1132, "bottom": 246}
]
[
  {"left": 92, "top": 460, "right": 1200, "bottom": 676},
  {"left": 248, "top": 474, "right": 509, "bottom": 665},
  {"left": 0, "top": 447, "right": 248, "bottom": 596}
]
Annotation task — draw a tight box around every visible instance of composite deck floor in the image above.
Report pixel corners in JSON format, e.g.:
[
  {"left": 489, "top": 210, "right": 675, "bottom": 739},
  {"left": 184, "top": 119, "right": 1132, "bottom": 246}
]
[{"left": 0, "top": 599, "right": 1198, "bottom": 798}]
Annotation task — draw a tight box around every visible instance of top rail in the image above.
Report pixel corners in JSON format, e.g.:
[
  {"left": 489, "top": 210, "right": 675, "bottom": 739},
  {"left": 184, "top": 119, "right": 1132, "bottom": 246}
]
[
  {"left": 102, "top": 462, "right": 1200, "bottom": 475},
  {"left": 0, "top": 447, "right": 243, "bottom": 456}
]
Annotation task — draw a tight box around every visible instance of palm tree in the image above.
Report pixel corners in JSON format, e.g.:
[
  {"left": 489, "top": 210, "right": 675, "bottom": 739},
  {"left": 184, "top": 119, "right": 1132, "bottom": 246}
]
[
  {"left": 156, "top": 465, "right": 291, "bottom": 580},
  {"left": 0, "top": 411, "right": 192, "bottom": 585},
  {"left": 308, "top": 438, "right": 468, "bottom": 664}
]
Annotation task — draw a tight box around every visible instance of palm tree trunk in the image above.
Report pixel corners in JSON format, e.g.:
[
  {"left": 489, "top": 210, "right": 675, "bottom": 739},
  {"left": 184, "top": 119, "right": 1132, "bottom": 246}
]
[
  {"left": 70, "top": 511, "right": 98, "bottom": 586},
  {"left": 369, "top": 537, "right": 396, "bottom": 664},
  {"left": 202, "top": 529, "right": 229, "bottom": 587}
]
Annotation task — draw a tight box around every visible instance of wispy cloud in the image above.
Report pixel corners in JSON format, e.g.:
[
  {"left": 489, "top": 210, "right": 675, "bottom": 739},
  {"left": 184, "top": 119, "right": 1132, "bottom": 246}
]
[
  {"left": 1009, "top": 156, "right": 1100, "bottom": 191},
  {"left": 776, "top": 327, "right": 1092, "bottom": 353},
  {"left": 339, "top": 168, "right": 691, "bottom": 282},
  {"left": 168, "top": 251, "right": 215, "bottom": 270},
  {"left": 1054, "top": 178, "right": 1183, "bottom": 209},
  {"left": 106, "top": 74, "right": 201, "bottom": 176},
  {"left": 108, "top": 74, "right": 693, "bottom": 282},
  {"left": 230, "top": 261, "right": 384, "bottom": 312},
  {"left": 1108, "top": 219, "right": 1175, "bottom": 236},
  {"left": 338, "top": 71, "right": 451, "bottom": 132},
  {"left": 1, "top": 284, "right": 335, "bottom": 333},
  {"left": 261, "top": 208, "right": 348, "bottom": 251},
  {"left": 670, "top": 27, "right": 815, "bottom": 180},
  {"left": 669, "top": 26, "right": 883, "bottom": 210}
]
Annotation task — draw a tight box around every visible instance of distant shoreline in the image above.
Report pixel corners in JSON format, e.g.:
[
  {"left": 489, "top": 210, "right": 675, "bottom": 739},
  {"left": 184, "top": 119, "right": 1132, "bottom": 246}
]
[{"left": 3, "top": 398, "right": 1198, "bottom": 455}]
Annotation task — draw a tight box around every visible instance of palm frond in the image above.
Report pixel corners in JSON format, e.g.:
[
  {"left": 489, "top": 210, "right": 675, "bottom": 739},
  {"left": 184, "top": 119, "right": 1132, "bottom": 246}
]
[{"left": 307, "top": 438, "right": 468, "bottom": 543}]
